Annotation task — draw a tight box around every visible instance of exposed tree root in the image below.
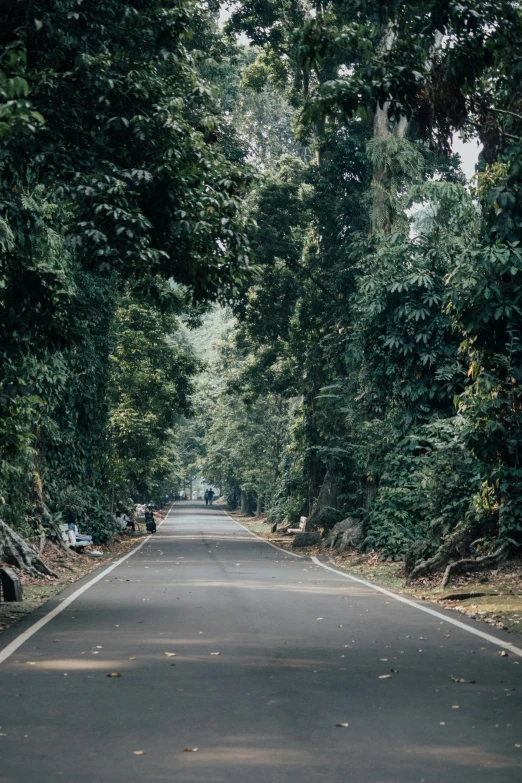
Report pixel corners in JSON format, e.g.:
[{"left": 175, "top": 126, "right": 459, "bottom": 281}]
[
  {"left": 441, "top": 542, "right": 509, "bottom": 589},
  {"left": 406, "top": 524, "right": 470, "bottom": 584},
  {"left": 406, "top": 515, "right": 510, "bottom": 588},
  {"left": 323, "top": 517, "right": 363, "bottom": 553},
  {"left": 0, "top": 519, "right": 57, "bottom": 578}
]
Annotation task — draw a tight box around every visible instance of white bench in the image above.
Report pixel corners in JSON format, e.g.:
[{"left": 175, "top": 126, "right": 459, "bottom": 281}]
[{"left": 59, "top": 524, "right": 90, "bottom": 550}]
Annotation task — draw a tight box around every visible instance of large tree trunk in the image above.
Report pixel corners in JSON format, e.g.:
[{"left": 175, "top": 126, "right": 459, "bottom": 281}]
[
  {"left": 30, "top": 467, "right": 71, "bottom": 555},
  {"left": 307, "top": 470, "right": 340, "bottom": 531},
  {"left": 370, "top": 23, "right": 409, "bottom": 235},
  {"left": 361, "top": 475, "right": 377, "bottom": 514},
  {"left": 0, "top": 519, "right": 57, "bottom": 578},
  {"left": 255, "top": 495, "right": 263, "bottom": 517},
  {"left": 240, "top": 490, "right": 248, "bottom": 515}
]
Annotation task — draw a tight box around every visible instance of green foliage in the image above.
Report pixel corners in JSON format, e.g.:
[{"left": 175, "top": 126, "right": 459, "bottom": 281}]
[
  {"left": 0, "top": 2, "right": 254, "bottom": 543},
  {"left": 107, "top": 283, "right": 199, "bottom": 504},
  {"left": 0, "top": 42, "right": 44, "bottom": 139},
  {"left": 365, "top": 420, "right": 484, "bottom": 557},
  {"left": 3, "top": 0, "right": 522, "bottom": 571},
  {"left": 209, "top": 0, "right": 522, "bottom": 565},
  {"left": 180, "top": 311, "right": 292, "bottom": 513}
]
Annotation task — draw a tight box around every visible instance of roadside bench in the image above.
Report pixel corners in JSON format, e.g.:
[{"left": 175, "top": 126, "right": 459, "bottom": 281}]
[{"left": 59, "top": 524, "right": 90, "bottom": 552}]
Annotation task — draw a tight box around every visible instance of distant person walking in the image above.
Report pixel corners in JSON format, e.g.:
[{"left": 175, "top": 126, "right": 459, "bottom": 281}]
[
  {"left": 207, "top": 488, "right": 215, "bottom": 506},
  {"left": 204, "top": 489, "right": 210, "bottom": 506}
]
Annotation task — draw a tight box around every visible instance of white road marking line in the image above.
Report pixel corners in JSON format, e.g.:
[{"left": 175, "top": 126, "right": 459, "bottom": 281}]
[
  {"left": 311, "top": 556, "right": 522, "bottom": 658},
  {"left": 221, "top": 509, "right": 304, "bottom": 559},
  {"left": 0, "top": 513, "right": 171, "bottom": 667}
]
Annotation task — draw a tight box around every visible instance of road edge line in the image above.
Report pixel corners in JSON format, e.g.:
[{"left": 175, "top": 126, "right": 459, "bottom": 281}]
[
  {"left": 310, "top": 555, "right": 522, "bottom": 658},
  {"left": 219, "top": 507, "right": 304, "bottom": 559},
  {"left": 0, "top": 510, "right": 170, "bottom": 667}
]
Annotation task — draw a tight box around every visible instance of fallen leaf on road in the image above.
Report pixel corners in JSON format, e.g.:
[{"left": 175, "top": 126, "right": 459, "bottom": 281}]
[
  {"left": 440, "top": 722, "right": 446, "bottom": 726},
  {"left": 95, "top": 646, "right": 103, "bottom": 649},
  {"left": 316, "top": 617, "right": 323, "bottom": 621},
  {"left": 210, "top": 652, "right": 221, "bottom": 656},
  {"left": 107, "top": 672, "right": 121, "bottom": 678},
  {"left": 451, "top": 705, "right": 459, "bottom": 709},
  {"left": 515, "top": 744, "right": 521, "bottom": 748},
  {"left": 379, "top": 658, "right": 388, "bottom": 662},
  {"left": 27, "top": 662, "right": 36, "bottom": 665},
  {"left": 451, "top": 676, "right": 476, "bottom": 684},
  {"left": 336, "top": 723, "right": 349, "bottom": 728},
  {"left": 183, "top": 748, "right": 198, "bottom": 752},
  {"left": 133, "top": 750, "right": 145, "bottom": 755},
  {"left": 499, "top": 650, "right": 509, "bottom": 657},
  {"left": 164, "top": 652, "right": 177, "bottom": 657},
  {"left": 378, "top": 674, "right": 392, "bottom": 679},
  {"left": 129, "top": 657, "right": 137, "bottom": 660}
]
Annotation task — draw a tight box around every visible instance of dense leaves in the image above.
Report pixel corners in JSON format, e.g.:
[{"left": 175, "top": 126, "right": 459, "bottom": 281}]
[
  {"left": 194, "top": 0, "right": 522, "bottom": 576},
  {"left": 0, "top": 1, "right": 253, "bottom": 543},
  {"left": 3, "top": 0, "right": 522, "bottom": 574}
]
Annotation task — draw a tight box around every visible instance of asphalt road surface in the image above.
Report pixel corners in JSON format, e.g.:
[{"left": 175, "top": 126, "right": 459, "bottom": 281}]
[{"left": 0, "top": 502, "right": 521, "bottom": 782}]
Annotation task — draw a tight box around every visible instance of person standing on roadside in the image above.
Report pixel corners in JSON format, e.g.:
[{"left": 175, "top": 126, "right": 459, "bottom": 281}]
[
  {"left": 204, "top": 489, "right": 210, "bottom": 506},
  {"left": 144, "top": 506, "right": 157, "bottom": 533},
  {"left": 207, "top": 487, "right": 215, "bottom": 506}
]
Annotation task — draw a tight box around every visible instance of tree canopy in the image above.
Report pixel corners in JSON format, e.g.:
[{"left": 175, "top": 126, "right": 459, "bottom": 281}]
[{"left": 2, "top": 0, "right": 522, "bottom": 582}]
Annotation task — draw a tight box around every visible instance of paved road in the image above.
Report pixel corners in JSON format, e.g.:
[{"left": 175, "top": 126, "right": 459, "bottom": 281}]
[{"left": 0, "top": 502, "right": 521, "bottom": 782}]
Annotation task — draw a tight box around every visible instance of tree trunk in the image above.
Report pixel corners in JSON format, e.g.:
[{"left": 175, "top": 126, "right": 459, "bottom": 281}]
[
  {"left": 405, "top": 522, "right": 505, "bottom": 586},
  {"left": 441, "top": 543, "right": 509, "bottom": 589},
  {"left": 30, "top": 468, "right": 70, "bottom": 554},
  {"left": 362, "top": 476, "right": 377, "bottom": 514},
  {"left": 255, "top": 495, "right": 263, "bottom": 517},
  {"left": 370, "top": 24, "right": 409, "bottom": 235},
  {"left": 394, "top": 114, "right": 409, "bottom": 139},
  {"left": 0, "top": 518, "right": 57, "bottom": 578},
  {"left": 307, "top": 470, "right": 340, "bottom": 531},
  {"left": 406, "top": 524, "right": 468, "bottom": 583},
  {"left": 370, "top": 101, "right": 391, "bottom": 234},
  {"left": 240, "top": 490, "right": 248, "bottom": 515}
]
